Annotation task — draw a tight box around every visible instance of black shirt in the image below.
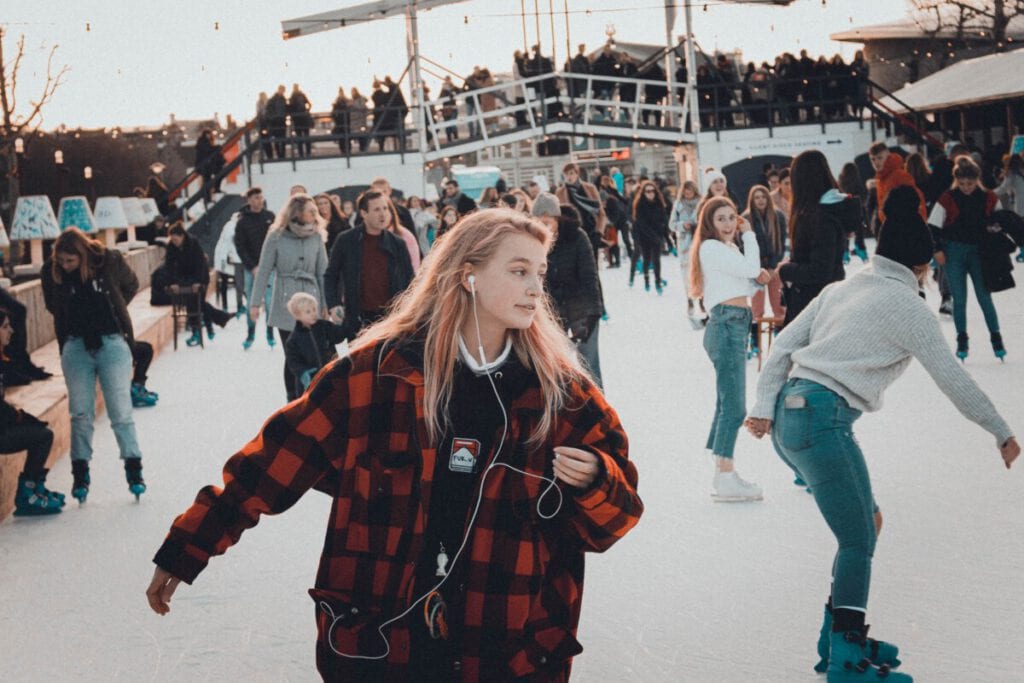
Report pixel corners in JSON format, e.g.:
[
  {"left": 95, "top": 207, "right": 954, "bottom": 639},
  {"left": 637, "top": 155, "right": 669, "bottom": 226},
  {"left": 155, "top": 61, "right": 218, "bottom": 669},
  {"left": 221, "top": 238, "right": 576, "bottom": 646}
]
[
  {"left": 65, "top": 273, "right": 120, "bottom": 351},
  {"left": 946, "top": 189, "right": 988, "bottom": 245},
  {"left": 409, "top": 350, "right": 535, "bottom": 675}
]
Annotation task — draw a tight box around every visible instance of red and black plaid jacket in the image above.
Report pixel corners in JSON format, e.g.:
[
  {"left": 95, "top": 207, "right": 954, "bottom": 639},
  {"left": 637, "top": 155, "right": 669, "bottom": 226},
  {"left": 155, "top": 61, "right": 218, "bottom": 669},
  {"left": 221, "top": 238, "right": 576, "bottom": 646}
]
[{"left": 154, "top": 338, "right": 642, "bottom": 681}]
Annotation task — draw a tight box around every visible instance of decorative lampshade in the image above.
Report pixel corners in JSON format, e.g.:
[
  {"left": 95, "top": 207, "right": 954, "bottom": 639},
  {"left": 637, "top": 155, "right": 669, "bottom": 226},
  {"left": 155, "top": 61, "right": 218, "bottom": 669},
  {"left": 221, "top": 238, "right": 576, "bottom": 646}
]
[
  {"left": 121, "top": 197, "right": 148, "bottom": 226},
  {"left": 10, "top": 195, "right": 60, "bottom": 241},
  {"left": 0, "top": 214, "right": 9, "bottom": 249},
  {"left": 138, "top": 198, "right": 160, "bottom": 222},
  {"left": 93, "top": 196, "right": 129, "bottom": 229},
  {"left": 57, "top": 196, "right": 98, "bottom": 234}
]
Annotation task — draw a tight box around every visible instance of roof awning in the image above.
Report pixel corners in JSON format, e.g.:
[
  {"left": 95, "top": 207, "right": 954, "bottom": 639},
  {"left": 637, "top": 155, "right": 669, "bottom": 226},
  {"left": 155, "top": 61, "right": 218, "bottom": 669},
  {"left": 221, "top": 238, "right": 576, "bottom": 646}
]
[
  {"left": 282, "top": 0, "right": 471, "bottom": 39},
  {"left": 880, "top": 48, "right": 1024, "bottom": 113}
]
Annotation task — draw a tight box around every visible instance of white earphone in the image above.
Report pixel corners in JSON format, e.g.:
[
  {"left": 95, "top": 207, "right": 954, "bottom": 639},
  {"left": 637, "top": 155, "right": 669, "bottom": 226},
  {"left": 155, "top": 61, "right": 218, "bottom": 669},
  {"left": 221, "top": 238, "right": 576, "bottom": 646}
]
[{"left": 467, "top": 273, "right": 476, "bottom": 293}]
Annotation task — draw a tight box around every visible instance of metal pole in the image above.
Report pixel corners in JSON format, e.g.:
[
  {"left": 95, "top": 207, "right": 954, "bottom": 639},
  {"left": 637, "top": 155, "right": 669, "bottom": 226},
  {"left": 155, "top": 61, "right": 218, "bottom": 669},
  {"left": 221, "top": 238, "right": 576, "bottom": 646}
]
[
  {"left": 521, "top": 0, "right": 529, "bottom": 53},
  {"left": 664, "top": 0, "right": 678, "bottom": 129},
  {"left": 406, "top": 4, "right": 428, "bottom": 188},
  {"left": 549, "top": 0, "right": 557, "bottom": 68},
  {"left": 685, "top": 0, "right": 701, "bottom": 138},
  {"left": 534, "top": 0, "right": 542, "bottom": 53},
  {"left": 564, "top": 0, "right": 571, "bottom": 66}
]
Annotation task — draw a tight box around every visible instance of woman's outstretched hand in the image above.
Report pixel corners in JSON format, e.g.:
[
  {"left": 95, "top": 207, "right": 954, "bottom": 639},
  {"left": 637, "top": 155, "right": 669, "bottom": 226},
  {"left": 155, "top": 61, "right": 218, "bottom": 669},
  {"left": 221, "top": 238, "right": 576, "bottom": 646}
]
[
  {"left": 146, "top": 567, "right": 182, "bottom": 615},
  {"left": 553, "top": 447, "right": 601, "bottom": 489},
  {"left": 1001, "top": 437, "right": 1020, "bottom": 470},
  {"left": 744, "top": 417, "right": 772, "bottom": 439}
]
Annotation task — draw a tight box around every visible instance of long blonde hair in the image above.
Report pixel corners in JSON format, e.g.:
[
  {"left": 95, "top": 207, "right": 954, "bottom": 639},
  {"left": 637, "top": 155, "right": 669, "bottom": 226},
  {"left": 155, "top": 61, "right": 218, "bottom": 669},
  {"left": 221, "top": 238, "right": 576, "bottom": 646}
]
[
  {"left": 743, "top": 184, "right": 783, "bottom": 256},
  {"left": 271, "top": 193, "right": 327, "bottom": 235},
  {"left": 688, "top": 196, "right": 737, "bottom": 299},
  {"left": 350, "top": 208, "right": 589, "bottom": 447},
  {"left": 51, "top": 227, "right": 106, "bottom": 284}
]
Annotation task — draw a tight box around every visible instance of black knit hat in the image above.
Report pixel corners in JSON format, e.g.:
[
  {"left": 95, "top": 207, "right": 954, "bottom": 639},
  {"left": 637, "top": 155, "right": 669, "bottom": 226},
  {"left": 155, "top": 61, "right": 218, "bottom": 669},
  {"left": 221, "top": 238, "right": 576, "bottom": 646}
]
[{"left": 876, "top": 185, "right": 933, "bottom": 269}]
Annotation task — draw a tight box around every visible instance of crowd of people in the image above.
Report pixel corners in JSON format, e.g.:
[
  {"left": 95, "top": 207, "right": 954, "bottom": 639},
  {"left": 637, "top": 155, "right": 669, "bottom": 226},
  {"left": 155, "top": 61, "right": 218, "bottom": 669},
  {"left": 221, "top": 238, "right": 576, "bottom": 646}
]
[{"left": 242, "top": 42, "right": 876, "bottom": 165}]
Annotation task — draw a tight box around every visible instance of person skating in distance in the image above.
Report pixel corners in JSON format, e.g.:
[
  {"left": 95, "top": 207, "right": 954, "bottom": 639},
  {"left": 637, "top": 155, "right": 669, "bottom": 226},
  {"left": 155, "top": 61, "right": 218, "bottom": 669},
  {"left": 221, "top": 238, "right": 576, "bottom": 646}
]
[
  {"left": 146, "top": 208, "right": 642, "bottom": 681},
  {"left": 744, "top": 186, "right": 1019, "bottom": 682}
]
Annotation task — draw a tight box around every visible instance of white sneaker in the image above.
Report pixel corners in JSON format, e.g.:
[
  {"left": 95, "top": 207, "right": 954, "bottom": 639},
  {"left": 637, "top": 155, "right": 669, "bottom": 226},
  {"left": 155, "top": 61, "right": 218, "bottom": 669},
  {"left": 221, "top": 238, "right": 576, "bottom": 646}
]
[{"left": 712, "top": 471, "right": 764, "bottom": 502}]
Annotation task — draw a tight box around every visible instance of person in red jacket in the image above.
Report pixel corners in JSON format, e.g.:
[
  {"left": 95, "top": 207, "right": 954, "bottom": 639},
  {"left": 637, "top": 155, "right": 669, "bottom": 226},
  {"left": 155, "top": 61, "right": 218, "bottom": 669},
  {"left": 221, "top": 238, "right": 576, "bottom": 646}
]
[
  {"left": 146, "top": 208, "right": 643, "bottom": 681},
  {"left": 868, "top": 142, "right": 927, "bottom": 223}
]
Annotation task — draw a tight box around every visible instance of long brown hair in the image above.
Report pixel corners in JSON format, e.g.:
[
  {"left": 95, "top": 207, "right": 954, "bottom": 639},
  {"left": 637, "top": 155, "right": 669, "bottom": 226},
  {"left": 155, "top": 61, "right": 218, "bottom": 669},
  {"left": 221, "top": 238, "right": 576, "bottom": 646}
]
[
  {"left": 350, "top": 208, "right": 588, "bottom": 447},
  {"left": 50, "top": 227, "right": 106, "bottom": 284},
  {"left": 743, "top": 185, "right": 784, "bottom": 256},
  {"left": 688, "top": 196, "right": 737, "bottom": 299},
  {"left": 789, "top": 150, "right": 837, "bottom": 251},
  {"left": 631, "top": 180, "right": 666, "bottom": 218}
]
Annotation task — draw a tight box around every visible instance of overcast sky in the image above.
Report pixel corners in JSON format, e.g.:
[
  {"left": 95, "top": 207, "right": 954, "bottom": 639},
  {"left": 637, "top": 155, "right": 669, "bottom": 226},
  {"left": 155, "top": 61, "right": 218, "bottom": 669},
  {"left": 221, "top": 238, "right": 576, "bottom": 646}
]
[{"left": 3, "top": 0, "right": 909, "bottom": 129}]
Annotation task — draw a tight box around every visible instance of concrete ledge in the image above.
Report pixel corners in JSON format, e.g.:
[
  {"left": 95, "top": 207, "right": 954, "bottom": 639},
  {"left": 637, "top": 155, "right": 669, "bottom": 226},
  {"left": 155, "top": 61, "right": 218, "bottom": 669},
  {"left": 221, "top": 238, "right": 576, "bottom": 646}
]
[{"left": 0, "top": 289, "right": 173, "bottom": 522}]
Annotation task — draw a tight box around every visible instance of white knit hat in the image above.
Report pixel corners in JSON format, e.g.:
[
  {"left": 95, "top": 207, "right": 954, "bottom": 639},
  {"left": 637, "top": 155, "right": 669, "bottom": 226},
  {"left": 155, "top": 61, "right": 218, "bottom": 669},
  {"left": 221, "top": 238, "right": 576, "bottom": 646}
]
[{"left": 702, "top": 169, "right": 727, "bottom": 192}]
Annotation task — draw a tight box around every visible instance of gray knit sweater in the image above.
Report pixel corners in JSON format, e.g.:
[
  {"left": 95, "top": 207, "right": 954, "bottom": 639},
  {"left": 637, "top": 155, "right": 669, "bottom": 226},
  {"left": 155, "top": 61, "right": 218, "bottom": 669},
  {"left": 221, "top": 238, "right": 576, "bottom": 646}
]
[{"left": 751, "top": 256, "right": 1013, "bottom": 445}]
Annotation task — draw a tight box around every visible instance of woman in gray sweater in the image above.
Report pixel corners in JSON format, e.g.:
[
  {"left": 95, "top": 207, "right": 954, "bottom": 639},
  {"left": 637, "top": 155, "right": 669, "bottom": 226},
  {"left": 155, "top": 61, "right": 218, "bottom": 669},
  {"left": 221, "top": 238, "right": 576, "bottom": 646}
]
[
  {"left": 250, "top": 194, "right": 328, "bottom": 401},
  {"left": 745, "top": 186, "right": 1019, "bottom": 683}
]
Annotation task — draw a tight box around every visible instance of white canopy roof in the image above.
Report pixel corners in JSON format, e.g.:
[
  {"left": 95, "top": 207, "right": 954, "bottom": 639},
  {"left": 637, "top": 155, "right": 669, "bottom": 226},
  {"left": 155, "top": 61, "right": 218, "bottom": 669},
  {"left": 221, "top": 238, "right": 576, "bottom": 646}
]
[
  {"left": 282, "top": 0, "right": 470, "bottom": 39},
  {"left": 880, "top": 48, "right": 1024, "bottom": 113}
]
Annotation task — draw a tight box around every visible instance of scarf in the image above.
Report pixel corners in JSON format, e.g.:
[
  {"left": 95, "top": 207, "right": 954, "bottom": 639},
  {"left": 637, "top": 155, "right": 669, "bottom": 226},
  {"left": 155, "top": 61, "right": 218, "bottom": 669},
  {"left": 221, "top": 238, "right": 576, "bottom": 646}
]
[
  {"left": 566, "top": 182, "right": 601, "bottom": 222},
  {"left": 288, "top": 220, "right": 318, "bottom": 239}
]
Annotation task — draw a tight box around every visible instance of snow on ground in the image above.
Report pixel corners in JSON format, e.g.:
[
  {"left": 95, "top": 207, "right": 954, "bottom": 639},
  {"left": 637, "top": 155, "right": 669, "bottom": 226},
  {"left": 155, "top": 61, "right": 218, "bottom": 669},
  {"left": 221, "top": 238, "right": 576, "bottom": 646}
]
[{"left": 2, "top": 250, "right": 1023, "bottom": 681}]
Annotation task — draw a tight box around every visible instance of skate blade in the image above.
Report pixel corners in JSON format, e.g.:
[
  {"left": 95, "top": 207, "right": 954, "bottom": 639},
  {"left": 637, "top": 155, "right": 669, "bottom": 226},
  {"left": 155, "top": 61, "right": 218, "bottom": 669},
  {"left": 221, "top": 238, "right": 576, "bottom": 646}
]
[
  {"left": 711, "top": 493, "right": 764, "bottom": 502},
  {"left": 687, "top": 316, "right": 707, "bottom": 331}
]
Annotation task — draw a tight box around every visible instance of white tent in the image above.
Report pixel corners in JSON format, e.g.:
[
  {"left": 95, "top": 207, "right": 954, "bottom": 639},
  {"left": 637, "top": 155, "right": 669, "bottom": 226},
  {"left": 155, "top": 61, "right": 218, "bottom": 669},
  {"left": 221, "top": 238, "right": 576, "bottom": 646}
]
[{"left": 879, "top": 48, "right": 1024, "bottom": 113}]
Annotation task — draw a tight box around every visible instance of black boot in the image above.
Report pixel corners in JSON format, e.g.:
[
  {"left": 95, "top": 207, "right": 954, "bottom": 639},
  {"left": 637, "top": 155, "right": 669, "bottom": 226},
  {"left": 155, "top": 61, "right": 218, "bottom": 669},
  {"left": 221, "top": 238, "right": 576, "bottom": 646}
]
[
  {"left": 71, "top": 460, "right": 91, "bottom": 504},
  {"left": 992, "top": 332, "right": 1006, "bottom": 361},
  {"left": 956, "top": 332, "right": 969, "bottom": 362},
  {"left": 124, "top": 458, "right": 146, "bottom": 501}
]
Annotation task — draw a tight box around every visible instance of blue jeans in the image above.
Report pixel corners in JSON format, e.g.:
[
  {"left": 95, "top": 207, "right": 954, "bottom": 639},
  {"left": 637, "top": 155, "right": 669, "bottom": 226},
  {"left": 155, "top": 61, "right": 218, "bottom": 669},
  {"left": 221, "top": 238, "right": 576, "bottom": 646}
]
[
  {"left": 243, "top": 269, "right": 274, "bottom": 337},
  {"left": 61, "top": 335, "right": 143, "bottom": 462},
  {"left": 944, "top": 240, "right": 1000, "bottom": 336},
  {"left": 703, "top": 304, "right": 751, "bottom": 458},
  {"left": 577, "top": 323, "right": 603, "bottom": 389},
  {"left": 772, "top": 379, "right": 874, "bottom": 609}
]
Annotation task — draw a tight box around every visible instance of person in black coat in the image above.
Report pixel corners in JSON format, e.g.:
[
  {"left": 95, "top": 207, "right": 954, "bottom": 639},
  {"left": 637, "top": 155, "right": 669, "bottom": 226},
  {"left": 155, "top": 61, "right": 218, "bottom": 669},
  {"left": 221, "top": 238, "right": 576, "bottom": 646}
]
[
  {"left": 777, "top": 150, "right": 861, "bottom": 326},
  {"left": 283, "top": 292, "right": 347, "bottom": 394},
  {"left": 0, "top": 307, "right": 63, "bottom": 515},
  {"left": 233, "top": 188, "right": 277, "bottom": 347},
  {"left": 641, "top": 60, "right": 668, "bottom": 127},
  {"left": 194, "top": 129, "right": 224, "bottom": 202},
  {"left": 330, "top": 88, "right": 351, "bottom": 155},
  {"left": 631, "top": 181, "right": 671, "bottom": 292},
  {"left": 324, "top": 191, "right": 415, "bottom": 340},
  {"left": 288, "top": 83, "right": 314, "bottom": 158},
  {"left": 265, "top": 86, "right": 289, "bottom": 159},
  {"left": 165, "top": 224, "right": 231, "bottom": 345}
]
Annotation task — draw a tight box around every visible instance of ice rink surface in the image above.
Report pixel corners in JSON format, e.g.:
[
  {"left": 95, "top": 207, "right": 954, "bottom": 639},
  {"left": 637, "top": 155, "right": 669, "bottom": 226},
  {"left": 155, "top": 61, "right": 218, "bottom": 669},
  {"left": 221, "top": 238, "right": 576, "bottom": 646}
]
[{"left": 2, "top": 251, "right": 1023, "bottom": 681}]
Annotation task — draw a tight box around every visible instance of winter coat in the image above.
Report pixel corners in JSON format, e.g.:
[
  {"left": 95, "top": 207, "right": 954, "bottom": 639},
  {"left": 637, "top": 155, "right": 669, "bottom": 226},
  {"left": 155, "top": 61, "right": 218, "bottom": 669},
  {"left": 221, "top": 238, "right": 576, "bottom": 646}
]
[
  {"left": 982, "top": 209, "right": 1024, "bottom": 292},
  {"left": 234, "top": 207, "right": 275, "bottom": 271},
  {"left": 0, "top": 356, "right": 45, "bottom": 432},
  {"left": 152, "top": 335, "right": 641, "bottom": 681},
  {"left": 284, "top": 319, "right": 347, "bottom": 387},
  {"left": 288, "top": 90, "right": 313, "bottom": 128},
  {"left": 265, "top": 93, "right": 288, "bottom": 125},
  {"left": 250, "top": 227, "right": 329, "bottom": 332},
  {"left": 742, "top": 207, "right": 788, "bottom": 269},
  {"left": 875, "top": 152, "right": 927, "bottom": 222},
  {"left": 164, "top": 234, "right": 210, "bottom": 287},
  {"left": 41, "top": 249, "right": 139, "bottom": 350},
  {"left": 546, "top": 225, "right": 604, "bottom": 342},
  {"left": 631, "top": 198, "right": 670, "bottom": 246},
  {"left": 441, "top": 192, "right": 478, "bottom": 216},
  {"left": 995, "top": 170, "right": 1024, "bottom": 216},
  {"left": 324, "top": 227, "right": 414, "bottom": 340},
  {"left": 778, "top": 190, "right": 861, "bottom": 325},
  {"left": 214, "top": 215, "right": 241, "bottom": 274},
  {"left": 348, "top": 95, "right": 369, "bottom": 133},
  {"left": 556, "top": 182, "right": 608, "bottom": 237}
]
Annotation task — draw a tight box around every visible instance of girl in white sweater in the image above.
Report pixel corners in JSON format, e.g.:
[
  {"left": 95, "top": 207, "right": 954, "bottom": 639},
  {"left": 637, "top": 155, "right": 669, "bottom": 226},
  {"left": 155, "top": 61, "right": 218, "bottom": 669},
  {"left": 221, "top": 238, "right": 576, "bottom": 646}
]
[{"left": 689, "top": 197, "right": 770, "bottom": 501}]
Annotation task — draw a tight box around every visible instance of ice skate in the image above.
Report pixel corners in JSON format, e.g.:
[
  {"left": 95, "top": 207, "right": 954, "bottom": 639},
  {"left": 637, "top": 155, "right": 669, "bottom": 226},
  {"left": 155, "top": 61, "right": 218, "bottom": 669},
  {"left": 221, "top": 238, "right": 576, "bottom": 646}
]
[
  {"left": 853, "top": 246, "right": 868, "bottom": 262},
  {"left": 816, "top": 606, "right": 901, "bottom": 673},
  {"left": 826, "top": 630, "right": 911, "bottom": 682},
  {"left": 938, "top": 297, "right": 952, "bottom": 316},
  {"left": 266, "top": 331, "right": 276, "bottom": 348},
  {"left": 711, "top": 471, "right": 763, "bottom": 502},
  {"left": 71, "top": 460, "right": 90, "bottom": 504},
  {"left": 242, "top": 333, "right": 255, "bottom": 350},
  {"left": 956, "top": 333, "right": 969, "bottom": 362},
  {"left": 186, "top": 328, "right": 202, "bottom": 347},
  {"left": 124, "top": 458, "right": 146, "bottom": 501},
  {"left": 13, "top": 474, "right": 62, "bottom": 516},
  {"left": 991, "top": 332, "right": 1006, "bottom": 361},
  {"left": 131, "top": 382, "right": 158, "bottom": 408}
]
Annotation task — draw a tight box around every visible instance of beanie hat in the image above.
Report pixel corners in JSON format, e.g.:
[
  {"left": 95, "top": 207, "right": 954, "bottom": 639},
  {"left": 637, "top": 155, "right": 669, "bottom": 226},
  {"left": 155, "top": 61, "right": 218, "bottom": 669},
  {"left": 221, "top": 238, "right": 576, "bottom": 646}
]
[
  {"left": 876, "top": 185, "right": 933, "bottom": 269},
  {"left": 702, "top": 169, "right": 726, "bottom": 192},
  {"left": 531, "top": 192, "right": 561, "bottom": 218},
  {"left": 557, "top": 203, "right": 582, "bottom": 229}
]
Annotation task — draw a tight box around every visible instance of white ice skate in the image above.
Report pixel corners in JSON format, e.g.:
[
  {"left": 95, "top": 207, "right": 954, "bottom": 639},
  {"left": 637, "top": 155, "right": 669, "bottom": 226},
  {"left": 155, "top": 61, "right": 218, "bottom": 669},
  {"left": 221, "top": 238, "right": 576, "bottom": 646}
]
[{"left": 712, "top": 471, "right": 763, "bottom": 502}]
